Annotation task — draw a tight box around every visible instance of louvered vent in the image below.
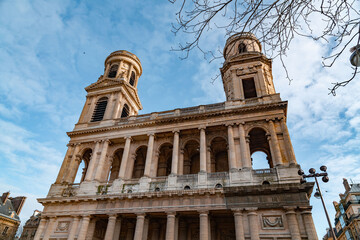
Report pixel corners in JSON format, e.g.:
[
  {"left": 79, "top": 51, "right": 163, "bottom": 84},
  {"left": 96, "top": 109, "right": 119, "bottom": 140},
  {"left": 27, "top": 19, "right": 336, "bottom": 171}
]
[
  {"left": 91, "top": 97, "right": 108, "bottom": 122},
  {"left": 108, "top": 64, "right": 118, "bottom": 78},
  {"left": 129, "top": 72, "right": 136, "bottom": 86},
  {"left": 121, "top": 104, "right": 130, "bottom": 118}
]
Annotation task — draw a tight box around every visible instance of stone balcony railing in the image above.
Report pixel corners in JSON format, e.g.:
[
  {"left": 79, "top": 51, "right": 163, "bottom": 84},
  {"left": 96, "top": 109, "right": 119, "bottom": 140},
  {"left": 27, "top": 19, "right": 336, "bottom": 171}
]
[
  {"left": 48, "top": 165, "right": 300, "bottom": 199},
  {"left": 73, "top": 94, "right": 282, "bottom": 131}
]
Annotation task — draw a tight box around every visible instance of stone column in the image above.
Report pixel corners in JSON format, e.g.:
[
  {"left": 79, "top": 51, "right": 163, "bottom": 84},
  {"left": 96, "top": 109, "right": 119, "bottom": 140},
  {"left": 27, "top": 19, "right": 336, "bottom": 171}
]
[
  {"left": 199, "top": 211, "right": 209, "bottom": 240},
  {"left": 233, "top": 210, "right": 245, "bottom": 240},
  {"left": 134, "top": 214, "right": 146, "bottom": 240},
  {"left": 171, "top": 130, "right": 180, "bottom": 175},
  {"left": 227, "top": 124, "right": 237, "bottom": 170},
  {"left": 77, "top": 216, "right": 91, "bottom": 240},
  {"left": 118, "top": 137, "right": 132, "bottom": 179},
  {"left": 104, "top": 214, "right": 117, "bottom": 240},
  {"left": 144, "top": 133, "right": 155, "bottom": 177},
  {"left": 94, "top": 140, "right": 111, "bottom": 181},
  {"left": 55, "top": 144, "right": 74, "bottom": 183},
  {"left": 178, "top": 149, "right": 184, "bottom": 175},
  {"left": 42, "top": 217, "right": 56, "bottom": 240},
  {"left": 113, "top": 218, "right": 122, "bottom": 240},
  {"left": 247, "top": 209, "right": 260, "bottom": 240},
  {"left": 142, "top": 218, "right": 150, "bottom": 240},
  {"left": 33, "top": 217, "right": 47, "bottom": 240},
  {"left": 85, "top": 141, "right": 101, "bottom": 181},
  {"left": 206, "top": 146, "right": 212, "bottom": 172},
  {"left": 150, "top": 150, "right": 160, "bottom": 177},
  {"left": 86, "top": 218, "right": 96, "bottom": 240},
  {"left": 166, "top": 212, "right": 176, "bottom": 240},
  {"left": 285, "top": 208, "right": 301, "bottom": 240},
  {"left": 301, "top": 209, "right": 318, "bottom": 240},
  {"left": 199, "top": 127, "right": 207, "bottom": 172},
  {"left": 238, "top": 123, "right": 251, "bottom": 169},
  {"left": 280, "top": 118, "right": 297, "bottom": 165},
  {"left": 125, "top": 223, "right": 135, "bottom": 240},
  {"left": 68, "top": 216, "right": 80, "bottom": 240},
  {"left": 268, "top": 120, "right": 282, "bottom": 166},
  {"left": 65, "top": 143, "right": 81, "bottom": 183}
]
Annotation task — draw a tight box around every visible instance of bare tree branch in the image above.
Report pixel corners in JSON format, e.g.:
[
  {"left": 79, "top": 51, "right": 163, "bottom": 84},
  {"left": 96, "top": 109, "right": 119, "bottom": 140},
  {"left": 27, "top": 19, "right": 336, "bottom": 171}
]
[{"left": 169, "top": 0, "right": 360, "bottom": 95}]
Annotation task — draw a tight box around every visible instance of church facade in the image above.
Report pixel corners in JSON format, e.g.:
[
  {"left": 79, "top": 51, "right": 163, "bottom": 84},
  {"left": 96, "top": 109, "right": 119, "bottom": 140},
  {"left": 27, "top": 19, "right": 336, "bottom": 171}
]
[{"left": 36, "top": 33, "right": 318, "bottom": 240}]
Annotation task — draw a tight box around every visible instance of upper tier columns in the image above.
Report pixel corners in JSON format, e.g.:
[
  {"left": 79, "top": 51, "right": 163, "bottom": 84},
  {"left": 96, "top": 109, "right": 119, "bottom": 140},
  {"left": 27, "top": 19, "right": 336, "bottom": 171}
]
[
  {"left": 77, "top": 215, "right": 91, "bottom": 240},
  {"left": 94, "top": 139, "right": 111, "bottom": 181},
  {"left": 238, "top": 123, "right": 251, "bottom": 169},
  {"left": 233, "top": 209, "right": 245, "bottom": 240},
  {"left": 144, "top": 133, "right": 155, "bottom": 177},
  {"left": 85, "top": 141, "right": 101, "bottom": 181},
  {"left": 68, "top": 216, "right": 80, "bottom": 240},
  {"left": 227, "top": 124, "right": 237, "bottom": 170},
  {"left": 199, "top": 127, "right": 207, "bottom": 172},
  {"left": 55, "top": 144, "right": 74, "bottom": 184},
  {"left": 134, "top": 214, "right": 146, "bottom": 240},
  {"left": 171, "top": 130, "right": 180, "bottom": 175},
  {"left": 268, "top": 120, "right": 283, "bottom": 166},
  {"left": 64, "top": 143, "right": 81, "bottom": 183},
  {"left": 301, "top": 208, "right": 318, "bottom": 240},
  {"left": 166, "top": 212, "right": 176, "bottom": 240},
  {"left": 280, "top": 117, "right": 297, "bottom": 165},
  {"left": 247, "top": 209, "right": 260, "bottom": 240},
  {"left": 118, "top": 137, "right": 132, "bottom": 179}
]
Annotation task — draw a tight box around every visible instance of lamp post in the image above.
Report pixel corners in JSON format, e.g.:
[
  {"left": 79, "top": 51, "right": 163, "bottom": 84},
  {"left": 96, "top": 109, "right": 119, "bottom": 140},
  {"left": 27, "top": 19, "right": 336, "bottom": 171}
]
[{"left": 298, "top": 166, "right": 337, "bottom": 240}]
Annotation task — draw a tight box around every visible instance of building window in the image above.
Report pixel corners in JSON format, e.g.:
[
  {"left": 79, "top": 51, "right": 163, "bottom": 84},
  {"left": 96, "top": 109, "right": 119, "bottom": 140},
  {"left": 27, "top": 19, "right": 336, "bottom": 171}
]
[
  {"left": 129, "top": 72, "right": 136, "bottom": 86},
  {"left": 242, "top": 78, "right": 257, "bottom": 99},
  {"left": 345, "top": 230, "right": 353, "bottom": 240},
  {"left": 108, "top": 64, "right": 118, "bottom": 78},
  {"left": 339, "top": 216, "right": 346, "bottom": 228},
  {"left": 2, "top": 226, "right": 8, "bottom": 235},
  {"left": 340, "top": 204, "right": 345, "bottom": 214},
  {"left": 239, "top": 43, "right": 247, "bottom": 53},
  {"left": 121, "top": 104, "right": 130, "bottom": 118},
  {"left": 91, "top": 97, "right": 108, "bottom": 122}
]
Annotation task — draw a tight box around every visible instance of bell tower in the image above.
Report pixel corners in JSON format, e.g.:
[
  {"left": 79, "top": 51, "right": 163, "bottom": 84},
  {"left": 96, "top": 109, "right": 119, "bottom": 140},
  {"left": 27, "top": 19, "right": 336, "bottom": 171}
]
[
  {"left": 221, "top": 32, "right": 276, "bottom": 101},
  {"left": 76, "top": 50, "right": 143, "bottom": 126}
]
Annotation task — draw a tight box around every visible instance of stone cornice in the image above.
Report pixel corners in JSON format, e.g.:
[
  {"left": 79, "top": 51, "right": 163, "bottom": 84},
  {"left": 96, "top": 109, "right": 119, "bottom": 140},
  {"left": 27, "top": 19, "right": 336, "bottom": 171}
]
[{"left": 67, "top": 101, "right": 287, "bottom": 137}]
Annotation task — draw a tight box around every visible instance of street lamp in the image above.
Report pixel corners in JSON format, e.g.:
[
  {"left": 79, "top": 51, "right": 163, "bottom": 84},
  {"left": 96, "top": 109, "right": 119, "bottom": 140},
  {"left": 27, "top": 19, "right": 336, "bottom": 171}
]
[
  {"left": 350, "top": 45, "right": 360, "bottom": 67},
  {"left": 298, "top": 165, "right": 337, "bottom": 240}
]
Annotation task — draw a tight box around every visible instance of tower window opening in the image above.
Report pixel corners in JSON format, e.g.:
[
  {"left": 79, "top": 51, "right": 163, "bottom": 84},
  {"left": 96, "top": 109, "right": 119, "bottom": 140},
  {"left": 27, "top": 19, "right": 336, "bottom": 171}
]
[
  {"left": 91, "top": 97, "right": 108, "bottom": 122},
  {"left": 129, "top": 71, "right": 136, "bottom": 86},
  {"left": 242, "top": 78, "right": 257, "bottom": 99},
  {"left": 238, "top": 43, "right": 247, "bottom": 53},
  {"left": 74, "top": 149, "right": 92, "bottom": 183},
  {"left": 249, "top": 128, "right": 273, "bottom": 168},
  {"left": 121, "top": 104, "right": 130, "bottom": 118},
  {"left": 108, "top": 64, "right": 119, "bottom": 78}
]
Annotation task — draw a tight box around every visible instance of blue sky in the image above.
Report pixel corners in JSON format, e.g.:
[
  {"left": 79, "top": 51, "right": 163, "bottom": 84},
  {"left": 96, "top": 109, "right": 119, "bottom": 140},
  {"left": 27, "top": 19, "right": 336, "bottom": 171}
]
[{"left": 1, "top": 0, "right": 360, "bottom": 237}]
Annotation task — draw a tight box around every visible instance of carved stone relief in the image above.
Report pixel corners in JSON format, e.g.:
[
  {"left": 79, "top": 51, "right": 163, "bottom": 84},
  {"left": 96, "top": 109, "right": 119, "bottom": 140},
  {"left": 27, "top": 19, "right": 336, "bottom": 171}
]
[
  {"left": 262, "top": 215, "right": 284, "bottom": 228},
  {"left": 55, "top": 221, "right": 70, "bottom": 232}
]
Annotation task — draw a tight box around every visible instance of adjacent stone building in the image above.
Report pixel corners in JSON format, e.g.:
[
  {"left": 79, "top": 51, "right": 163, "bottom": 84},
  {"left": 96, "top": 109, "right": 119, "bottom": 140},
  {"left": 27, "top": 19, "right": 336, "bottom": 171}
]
[
  {"left": 333, "top": 178, "right": 360, "bottom": 239},
  {"left": 20, "top": 210, "right": 42, "bottom": 240},
  {"left": 0, "top": 192, "right": 26, "bottom": 240},
  {"left": 36, "top": 33, "right": 318, "bottom": 240}
]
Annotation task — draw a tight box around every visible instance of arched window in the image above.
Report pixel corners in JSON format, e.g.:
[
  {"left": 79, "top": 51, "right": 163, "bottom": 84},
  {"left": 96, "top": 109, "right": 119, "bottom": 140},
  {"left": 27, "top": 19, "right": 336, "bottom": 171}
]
[
  {"left": 183, "top": 140, "right": 200, "bottom": 174},
  {"left": 91, "top": 97, "right": 108, "bottom": 122},
  {"left": 157, "top": 143, "right": 173, "bottom": 177},
  {"left": 249, "top": 128, "right": 273, "bottom": 168},
  {"left": 74, "top": 149, "right": 92, "bottom": 183},
  {"left": 108, "top": 64, "right": 118, "bottom": 78},
  {"left": 129, "top": 72, "right": 136, "bottom": 86},
  {"left": 238, "top": 43, "right": 247, "bottom": 53},
  {"left": 121, "top": 104, "right": 130, "bottom": 118},
  {"left": 210, "top": 137, "right": 229, "bottom": 172},
  {"left": 108, "top": 149, "right": 123, "bottom": 182},
  {"left": 132, "top": 146, "right": 147, "bottom": 179}
]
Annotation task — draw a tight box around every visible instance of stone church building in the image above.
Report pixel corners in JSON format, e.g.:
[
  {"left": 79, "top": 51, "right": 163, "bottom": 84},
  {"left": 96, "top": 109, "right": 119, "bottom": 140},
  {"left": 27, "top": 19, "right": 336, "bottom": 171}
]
[{"left": 35, "top": 33, "right": 318, "bottom": 240}]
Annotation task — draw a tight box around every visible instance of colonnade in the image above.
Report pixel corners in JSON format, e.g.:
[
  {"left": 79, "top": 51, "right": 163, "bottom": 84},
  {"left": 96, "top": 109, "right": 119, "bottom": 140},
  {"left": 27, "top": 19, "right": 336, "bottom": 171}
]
[
  {"left": 34, "top": 207, "right": 317, "bottom": 240},
  {"left": 56, "top": 119, "right": 297, "bottom": 184}
]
